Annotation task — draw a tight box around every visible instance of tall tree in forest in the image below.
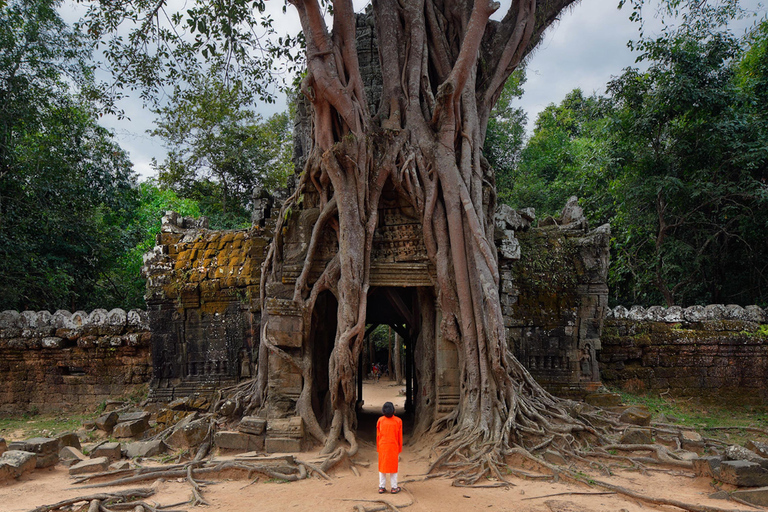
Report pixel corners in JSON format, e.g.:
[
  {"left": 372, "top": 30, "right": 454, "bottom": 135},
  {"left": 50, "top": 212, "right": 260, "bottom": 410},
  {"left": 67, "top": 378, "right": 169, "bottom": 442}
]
[
  {"left": 150, "top": 67, "right": 293, "bottom": 229},
  {"left": 0, "top": 0, "right": 138, "bottom": 311},
  {"left": 502, "top": 89, "right": 614, "bottom": 216},
  {"left": 607, "top": 9, "right": 768, "bottom": 306}
]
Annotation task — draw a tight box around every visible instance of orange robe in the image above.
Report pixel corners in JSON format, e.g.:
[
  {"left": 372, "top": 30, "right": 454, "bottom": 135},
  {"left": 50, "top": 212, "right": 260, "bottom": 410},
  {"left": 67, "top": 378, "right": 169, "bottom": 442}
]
[{"left": 376, "top": 415, "right": 403, "bottom": 473}]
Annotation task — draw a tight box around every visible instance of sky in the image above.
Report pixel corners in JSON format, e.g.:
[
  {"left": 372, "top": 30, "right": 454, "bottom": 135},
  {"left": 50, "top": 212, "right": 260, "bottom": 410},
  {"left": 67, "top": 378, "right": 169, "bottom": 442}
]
[{"left": 60, "top": 0, "right": 765, "bottom": 180}]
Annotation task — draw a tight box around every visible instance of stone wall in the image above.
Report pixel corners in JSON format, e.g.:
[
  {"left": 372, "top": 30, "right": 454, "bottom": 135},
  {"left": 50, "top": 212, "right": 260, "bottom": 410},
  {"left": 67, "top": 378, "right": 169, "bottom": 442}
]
[
  {"left": 0, "top": 309, "right": 152, "bottom": 414},
  {"left": 600, "top": 304, "right": 768, "bottom": 403},
  {"left": 499, "top": 198, "right": 611, "bottom": 398},
  {"left": 142, "top": 211, "right": 271, "bottom": 401}
]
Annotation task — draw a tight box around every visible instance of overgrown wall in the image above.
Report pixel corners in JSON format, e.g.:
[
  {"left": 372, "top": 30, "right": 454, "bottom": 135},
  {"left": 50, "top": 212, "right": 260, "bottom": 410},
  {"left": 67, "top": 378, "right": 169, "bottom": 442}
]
[
  {"left": 499, "top": 201, "right": 611, "bottom": 398},
  {"left": 600, "top": 305, "right": 768, "bottom": 404},
  {"left": 0, "top": 309, "right": 151, "bottom": 414}
]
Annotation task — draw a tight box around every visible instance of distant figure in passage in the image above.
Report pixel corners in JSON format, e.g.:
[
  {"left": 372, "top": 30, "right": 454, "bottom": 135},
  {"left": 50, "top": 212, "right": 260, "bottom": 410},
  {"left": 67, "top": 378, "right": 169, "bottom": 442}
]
[{"left": 377, "top": 401, "right": 403, "bottom": 494}]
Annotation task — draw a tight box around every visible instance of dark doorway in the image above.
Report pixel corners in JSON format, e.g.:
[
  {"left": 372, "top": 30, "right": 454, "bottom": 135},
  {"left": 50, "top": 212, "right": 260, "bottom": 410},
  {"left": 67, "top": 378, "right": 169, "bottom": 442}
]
[
  {"left": 309, "top": 290, "right": 338, "bottom": 430},
  {"left": 355, "top": 287, "right": 420, "bottom": 443}
]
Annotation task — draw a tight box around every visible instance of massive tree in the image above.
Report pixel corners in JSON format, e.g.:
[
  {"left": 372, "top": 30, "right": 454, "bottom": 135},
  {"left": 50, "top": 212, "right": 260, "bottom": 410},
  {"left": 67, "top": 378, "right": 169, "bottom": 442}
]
[
  {"left": 85, "top": 0, "right": 613, "bottom": 479},
  {"left": 273, "top": 0, "right": 593, "bottom": 472}
]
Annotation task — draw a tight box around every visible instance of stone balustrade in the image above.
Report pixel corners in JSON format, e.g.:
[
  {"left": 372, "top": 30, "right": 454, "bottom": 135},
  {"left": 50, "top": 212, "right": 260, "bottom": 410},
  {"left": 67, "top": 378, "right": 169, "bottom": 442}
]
[
  {"left": 0, "top": 309, "right": 152, "bottom": 413},
  {"left": 600, "top": 304, "right": 768, "bottom": 404},
  {"left": 0, "top": 308, "right": 150, "bottom": 349},
  {"left": 606, "top": 304, "right": 768, "bottom": 324}
]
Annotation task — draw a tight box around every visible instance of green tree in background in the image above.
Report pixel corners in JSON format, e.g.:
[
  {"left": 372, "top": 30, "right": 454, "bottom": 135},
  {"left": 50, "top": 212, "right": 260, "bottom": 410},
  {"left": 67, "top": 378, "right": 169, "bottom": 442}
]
[
  {"left": 607, "top": 15, "right": 768, "bottom": 306},
  {"left": 0, "top": 0, "right": 139, "bottom": 311},
  {"left": 107, "top": 182, "right": 203, "bottom": 310},
  {"left": 503, "top": 89, "right": 614, "bottom": 218},
  {"left": 150, "top": 67, "right": 293, "bottom": 229},
  {"left": 502, "top": 4, "right": 768, "bottom": 307},
  {"left": 484, "top": 70, "right": 527, "bottom": 206}
]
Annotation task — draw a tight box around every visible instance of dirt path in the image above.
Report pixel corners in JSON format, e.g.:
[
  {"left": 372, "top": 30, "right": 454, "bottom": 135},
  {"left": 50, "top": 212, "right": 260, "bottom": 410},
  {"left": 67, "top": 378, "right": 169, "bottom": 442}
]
[{"left": 0, "top": 381, "right": 744, "bottom": 512}]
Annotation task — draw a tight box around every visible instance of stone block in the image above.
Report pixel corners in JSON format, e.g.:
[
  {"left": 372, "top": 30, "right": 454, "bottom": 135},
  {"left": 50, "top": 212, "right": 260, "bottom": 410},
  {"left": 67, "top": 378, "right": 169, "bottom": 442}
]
[
  {"left": 110, "top": 460, "right": 131, "bottom": 470},
  {"left": 56, "top": 432, "right": 81, "bottom": 451},
  {"left": 620, "top": 427, "right": 653, "bottom": 445},
  {"left": 91, "top": 442, "right": 122, "bottom": 462},
  {"left": 8, "top": 441, "right": 28, "bottom": 452},
  {"left": 214, "top": 431, "right": 264, "bottom": 452},
  {"left": 69, "top": 456, "right": 110, "bottom": 475},
  {"left": 7, "top": 441, "right": 26, "bottom": 451},
  {"left": 693, "top": 456, "right": 722, "bottom": 478},
  {"left": 165, "top": 418, "right": 210, "bottom": 450},
  {"left": 619, "top": 406, "right": 651, "bottom": 426},
  {"left": 113, "top": 419, "right": 150, "bottom": 438},
  {"left": 719, "top": 460, "right": 768, "bottom": 487},
  {"left": 95, "top": 412, "right": 119, "bottom": 432},
  {"left": 266, "top": 417, "right": 304, "bottom": 439},
  {"left": 117, "top": 411, "right": 150, "bottom": 424},
  {"left": 23, "top": 437, "right": 58, "bottom": 455},
  {"left": 725, "top": 445, "right": 768, "bottom": 469},
  {"left": 35, "top": 453, "right": 59, "bottom": 468},
  {"left": 732, "top": 487, "right": 768, "bottom": 507},
  {"left": 584, "top": 392, "right": 622, "bottom": 407},
  {"left": 123, "top": 440, "right": 166, "bottom": 459},
  {"left": 681, "top": 431, "right": 705, "bottom": 452},
  {"left": 155, "top": 409, "right": 188, "bottom": 426},
  {"left": 41, "top": 337, "right": 64, "bottom": 348},
  {"left": 0, "top": 451, "right": 37, "bottom": 479},
  {"left": 0, "top": 463, "right": 14, "bottom": 482},
  {"left": 238, "top": 417, "right": 266, "bottom": 435},
  {"left": 746, "top": 440, "right": 768, "bottom": 459},
  {"left": 265, "top": 437, "right": 301, "bottom": 453},
  {"left": 265, "top": 315, "right": 303, "bottom": 348},
  {"left": 673, "top": 450, "right": 701, "bottom": 461},
  {"left": 59, "top": 446, "right": 86, "bottom": 468}
]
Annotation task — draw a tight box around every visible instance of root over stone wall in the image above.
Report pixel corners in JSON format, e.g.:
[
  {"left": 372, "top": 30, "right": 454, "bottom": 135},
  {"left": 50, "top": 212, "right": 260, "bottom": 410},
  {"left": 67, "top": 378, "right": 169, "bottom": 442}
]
[
  {"left": 0, "top": 309, "right": 151, "bottom": 414},
  {"left": 600, "top": 304, "right": 768, "bottom": 404}
]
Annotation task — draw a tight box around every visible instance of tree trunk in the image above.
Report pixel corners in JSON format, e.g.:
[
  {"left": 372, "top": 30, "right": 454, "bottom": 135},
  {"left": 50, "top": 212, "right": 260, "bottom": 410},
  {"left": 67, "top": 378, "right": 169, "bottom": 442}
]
[
  {"left": 387, "top": 326, "right": 393, "bottom": 381},
  {"left": 259, "top": 0, "right": 593, "bottom": 477},
  {"left": 393, "top": 331, "right": 402, "bottom": 384}
]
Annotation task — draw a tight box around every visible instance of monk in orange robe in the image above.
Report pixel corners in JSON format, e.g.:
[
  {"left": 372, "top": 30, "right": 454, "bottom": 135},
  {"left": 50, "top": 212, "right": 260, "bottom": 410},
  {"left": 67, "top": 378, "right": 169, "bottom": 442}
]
[{"left": 377, "top": 401, "right": 403, "bottom": 494}]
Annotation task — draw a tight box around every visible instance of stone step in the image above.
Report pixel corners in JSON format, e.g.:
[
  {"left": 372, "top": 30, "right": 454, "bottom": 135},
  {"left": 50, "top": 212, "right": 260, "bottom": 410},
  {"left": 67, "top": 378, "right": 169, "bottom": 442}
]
[{"left": 719, "top": 460, "right": 768, "bottom": 487}]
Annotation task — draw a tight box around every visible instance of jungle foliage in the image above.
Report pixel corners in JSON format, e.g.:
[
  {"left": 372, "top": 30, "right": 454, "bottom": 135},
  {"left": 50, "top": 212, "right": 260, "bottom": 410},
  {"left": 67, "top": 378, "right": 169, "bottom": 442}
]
[
  {"left": 0, "top": 0, "right": 289, "bottom": 311},
  {"left": 495, "top": 12, "right": 768, "bottom": 307},
  {"left": 150, "top": 67, "right": 294, "bottom": 229}
]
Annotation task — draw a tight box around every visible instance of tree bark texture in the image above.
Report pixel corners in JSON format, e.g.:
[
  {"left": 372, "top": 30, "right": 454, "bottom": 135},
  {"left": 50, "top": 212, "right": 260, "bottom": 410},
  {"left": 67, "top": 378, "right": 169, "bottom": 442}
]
[{"left": 258, "top": 0, "right": 592, "bottom": 477}]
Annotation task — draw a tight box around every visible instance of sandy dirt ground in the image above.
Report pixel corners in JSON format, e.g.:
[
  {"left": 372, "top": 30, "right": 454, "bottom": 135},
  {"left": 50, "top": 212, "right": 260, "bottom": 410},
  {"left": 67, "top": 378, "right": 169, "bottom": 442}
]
[{"left": 0, "top": 380, "right": 745, "bottom": 512}]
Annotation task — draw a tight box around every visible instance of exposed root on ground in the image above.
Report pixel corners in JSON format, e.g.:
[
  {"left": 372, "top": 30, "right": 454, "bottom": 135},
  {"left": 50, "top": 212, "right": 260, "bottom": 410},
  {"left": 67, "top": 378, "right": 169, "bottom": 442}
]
[
  {"left": 342, "top": 484, "right": 415, "bottom": 512},
  {"left": 27, "top": 489, "right": 157, "bottom": 512}
]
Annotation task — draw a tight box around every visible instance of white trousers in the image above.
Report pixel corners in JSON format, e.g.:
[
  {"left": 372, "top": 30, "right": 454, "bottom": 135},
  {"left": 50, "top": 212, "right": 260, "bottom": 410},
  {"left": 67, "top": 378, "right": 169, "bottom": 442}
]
[{"left": 379, "top": 472, "right": 398, "bottom": 488}]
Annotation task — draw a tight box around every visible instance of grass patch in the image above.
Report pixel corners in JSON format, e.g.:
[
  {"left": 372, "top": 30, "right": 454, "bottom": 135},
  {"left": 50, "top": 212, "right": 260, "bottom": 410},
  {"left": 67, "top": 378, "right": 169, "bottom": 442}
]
[
  {"left": 612, "top": 388, "right": 768, "bottom": 445},
  {"left": 0, "top": 412, "right": 97, "bottom": 440}
]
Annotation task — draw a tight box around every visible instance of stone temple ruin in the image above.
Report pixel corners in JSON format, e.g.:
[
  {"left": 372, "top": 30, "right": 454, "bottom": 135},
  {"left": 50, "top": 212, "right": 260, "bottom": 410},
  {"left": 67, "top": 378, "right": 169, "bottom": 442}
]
[
  {"left": 142, "top": 187, "right": 611, "bottom": 448},
  {"left": 138, "top": 12, "right": 613, "bottom": 450}
]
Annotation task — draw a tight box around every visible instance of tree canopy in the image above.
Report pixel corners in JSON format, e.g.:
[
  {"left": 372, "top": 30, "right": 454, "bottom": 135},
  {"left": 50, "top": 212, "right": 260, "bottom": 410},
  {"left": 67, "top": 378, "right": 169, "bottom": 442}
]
[
  {"left": 150, "top": 66, "right": 293, "bottom": 228},
  {"left": 497, "top": 9, "right": 768, "bottom": 307},
  {"left": 0, "top": 0, "right": 138, "bottom": 311}
]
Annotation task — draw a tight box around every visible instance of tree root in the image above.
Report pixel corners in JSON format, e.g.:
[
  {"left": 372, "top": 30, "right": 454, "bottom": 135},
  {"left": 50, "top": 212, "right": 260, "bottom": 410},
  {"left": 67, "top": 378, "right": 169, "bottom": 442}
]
[
  {"left": 600, "top": 443, "right": 693, "bottom": 469},
  {"left": 343, "top": 485, "right": 414, "bottom": 512},
  {"left": 186, "top": 465, "right": 210, "bottom": 506},
  {"left": 576, "top": 475, "right": 757, "bottom": 512},
  {"left": 102, "top": 502, "right": 186, "bottom": 512},
  {"left": 27, "top": 489, "right": 156, "bottom": 512},
  {"left": 72, "top": 458, "right": 314, "bottom": 507},
  {"left": 521, "top": 491, "right": 617, "bottom": 501}
]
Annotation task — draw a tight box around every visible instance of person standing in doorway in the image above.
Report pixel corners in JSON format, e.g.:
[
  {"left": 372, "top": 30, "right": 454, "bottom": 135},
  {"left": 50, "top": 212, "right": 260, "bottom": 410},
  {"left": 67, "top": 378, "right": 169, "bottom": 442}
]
[{"left": 377, "top": 401, "right": 403, "bottom": 494}]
